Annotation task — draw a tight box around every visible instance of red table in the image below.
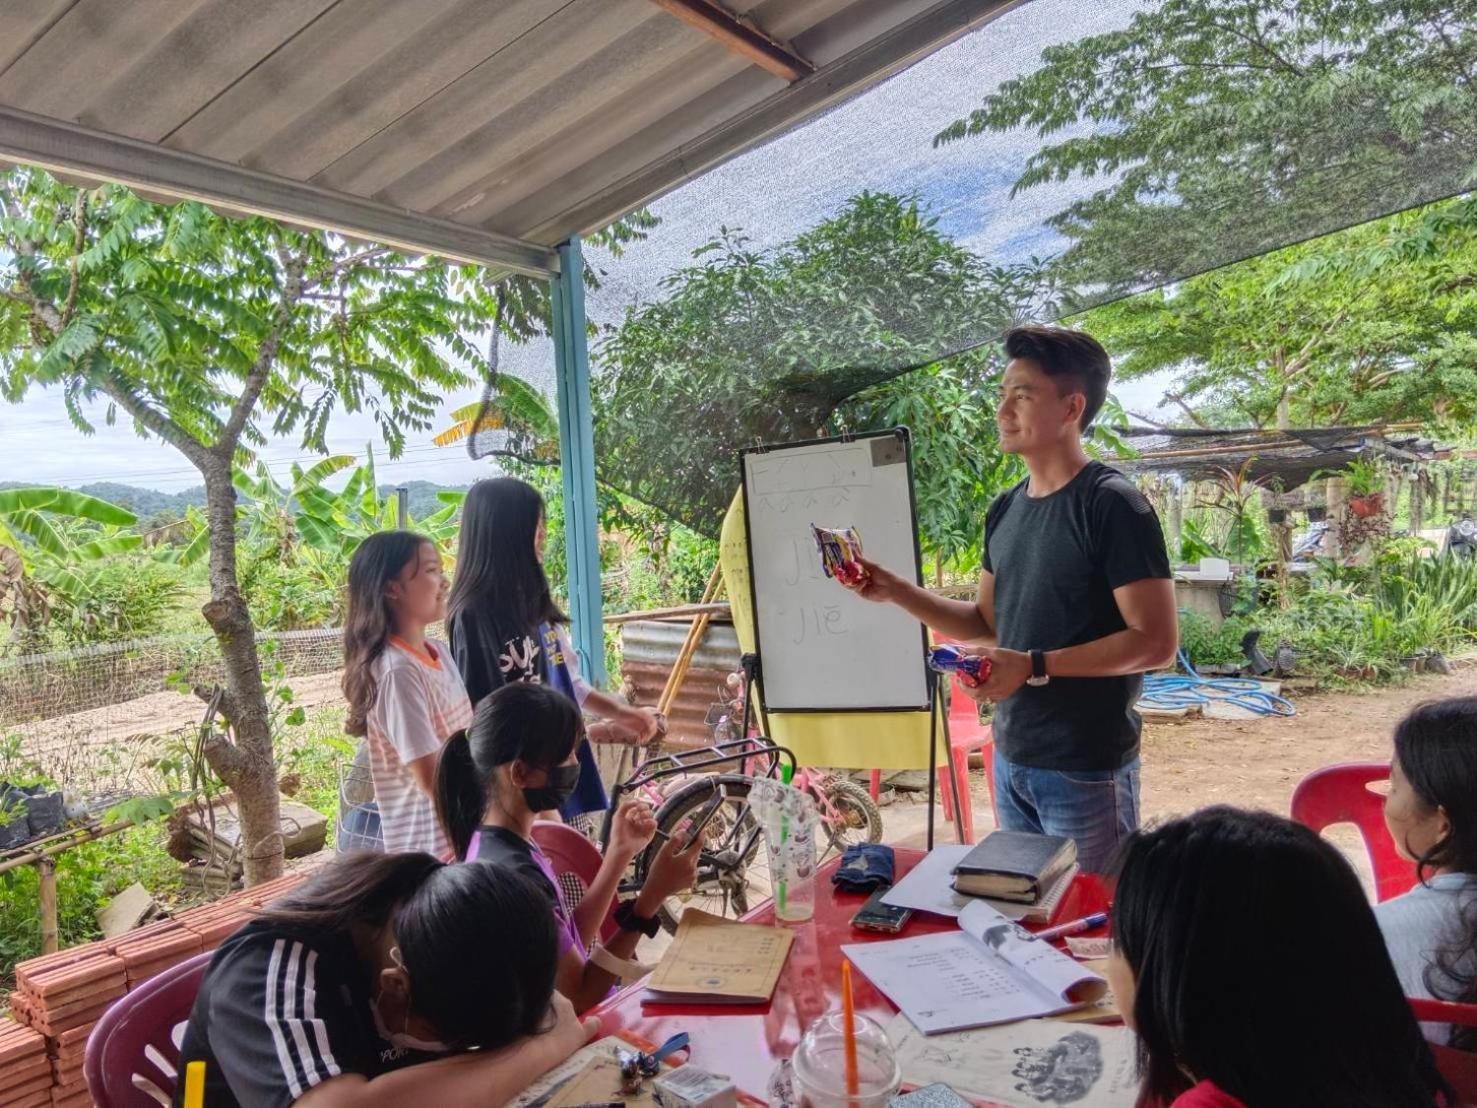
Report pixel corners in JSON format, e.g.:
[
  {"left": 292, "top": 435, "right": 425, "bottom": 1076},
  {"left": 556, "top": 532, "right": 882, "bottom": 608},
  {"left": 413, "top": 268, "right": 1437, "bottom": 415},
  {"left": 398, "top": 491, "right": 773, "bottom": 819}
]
[{"left": 591, "top": 848, "right": 1111, "bottom": 1099}]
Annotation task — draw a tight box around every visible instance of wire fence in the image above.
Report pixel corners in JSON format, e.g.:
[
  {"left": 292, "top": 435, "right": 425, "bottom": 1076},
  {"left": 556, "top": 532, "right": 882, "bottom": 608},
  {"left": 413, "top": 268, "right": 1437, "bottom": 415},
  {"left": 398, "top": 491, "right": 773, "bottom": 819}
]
[{"left": 0, "top": 627, "right": 346, "bottom": 798}]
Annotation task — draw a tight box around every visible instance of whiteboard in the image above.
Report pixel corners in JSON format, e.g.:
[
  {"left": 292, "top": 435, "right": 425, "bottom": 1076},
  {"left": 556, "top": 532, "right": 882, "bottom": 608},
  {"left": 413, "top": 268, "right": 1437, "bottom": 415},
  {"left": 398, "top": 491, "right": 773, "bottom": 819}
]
[{"left": 742, "top": 431, "right": 929, "bottom": 712}]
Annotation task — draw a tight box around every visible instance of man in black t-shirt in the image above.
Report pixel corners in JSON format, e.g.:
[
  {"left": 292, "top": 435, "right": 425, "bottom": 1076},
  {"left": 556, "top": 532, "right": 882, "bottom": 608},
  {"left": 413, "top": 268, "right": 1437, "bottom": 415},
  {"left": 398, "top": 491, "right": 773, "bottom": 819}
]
[{"left": 844, "top": 325, "right": 1176, "bottom": 872}]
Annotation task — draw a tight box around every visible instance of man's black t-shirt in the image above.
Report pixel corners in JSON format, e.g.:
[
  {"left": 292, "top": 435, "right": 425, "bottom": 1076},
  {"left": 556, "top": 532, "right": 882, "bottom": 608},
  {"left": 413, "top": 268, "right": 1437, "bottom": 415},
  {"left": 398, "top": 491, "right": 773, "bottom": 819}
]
[
  {"left": 982, "top": 461, "right": 1171, "bottom": 772},
  {"left": 173, "top": 919, "right": 434, "bottom": 1108}
]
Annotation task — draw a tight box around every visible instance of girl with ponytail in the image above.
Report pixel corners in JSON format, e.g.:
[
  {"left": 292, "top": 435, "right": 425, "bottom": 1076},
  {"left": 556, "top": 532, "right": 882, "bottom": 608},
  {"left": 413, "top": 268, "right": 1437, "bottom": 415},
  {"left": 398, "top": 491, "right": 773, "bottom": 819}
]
[
  {"left": 435, "top": 683, "right": 700, "bottom": 1013},
  {"left": 342, "top": 532, "right": 471, "bottom": 857},
  {"left": 174, "top": 851, "right": 595, "bottom": 1107}
]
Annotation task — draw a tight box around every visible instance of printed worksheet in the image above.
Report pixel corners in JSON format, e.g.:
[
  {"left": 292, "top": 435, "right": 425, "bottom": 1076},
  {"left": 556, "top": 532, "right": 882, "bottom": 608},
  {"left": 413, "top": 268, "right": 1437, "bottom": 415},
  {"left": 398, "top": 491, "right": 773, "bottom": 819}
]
[
  {"left": 887, "top": 1016, "right": 1139, "bottom": 1107},
  {"left": 843, "top": 900, "right": 1105, "bottom": 1034}
]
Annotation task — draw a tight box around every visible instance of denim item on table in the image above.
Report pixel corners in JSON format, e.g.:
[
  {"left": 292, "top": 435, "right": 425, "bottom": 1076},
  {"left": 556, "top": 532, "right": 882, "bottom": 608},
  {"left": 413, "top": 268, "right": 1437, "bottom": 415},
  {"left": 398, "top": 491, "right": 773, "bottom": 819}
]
[{"left": 832, "top": 843, "right": 895, "bottom": 892}]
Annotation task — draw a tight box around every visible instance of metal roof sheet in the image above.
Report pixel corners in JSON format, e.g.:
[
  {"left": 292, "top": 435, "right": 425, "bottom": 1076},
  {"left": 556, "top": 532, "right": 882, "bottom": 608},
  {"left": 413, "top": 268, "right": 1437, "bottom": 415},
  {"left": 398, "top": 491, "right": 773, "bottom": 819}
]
[{"left": 0, "top": 0, "right": 1022, "bottom": 275}]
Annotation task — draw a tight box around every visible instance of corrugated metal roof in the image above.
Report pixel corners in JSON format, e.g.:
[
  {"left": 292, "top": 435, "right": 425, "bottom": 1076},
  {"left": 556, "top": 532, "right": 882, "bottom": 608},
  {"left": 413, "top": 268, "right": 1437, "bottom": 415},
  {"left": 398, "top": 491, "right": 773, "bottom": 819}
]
[{"left": 0, "top": 0, "right": 1022, "bottom": 274}]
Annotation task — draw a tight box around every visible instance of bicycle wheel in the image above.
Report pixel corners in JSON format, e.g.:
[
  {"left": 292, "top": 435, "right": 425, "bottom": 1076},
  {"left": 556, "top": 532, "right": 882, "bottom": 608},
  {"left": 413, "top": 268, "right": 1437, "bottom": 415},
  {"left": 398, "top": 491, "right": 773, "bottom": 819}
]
[
  {"left": 638, "top": 774, "right": 771, "bottom": 934},
  {"left": 820, "top": 778, "right": 884, "bottom": 857}
]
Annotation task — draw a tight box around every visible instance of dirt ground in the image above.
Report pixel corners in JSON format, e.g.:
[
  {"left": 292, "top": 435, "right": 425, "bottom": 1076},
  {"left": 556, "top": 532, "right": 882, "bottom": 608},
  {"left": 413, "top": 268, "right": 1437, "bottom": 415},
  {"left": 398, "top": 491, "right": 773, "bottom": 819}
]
[
  {"left": 1139, "top": 663, "right": 1477, "bottom": 821},
  {"left": 876, "top": 661, "right": 1477, "bottom": 891}
]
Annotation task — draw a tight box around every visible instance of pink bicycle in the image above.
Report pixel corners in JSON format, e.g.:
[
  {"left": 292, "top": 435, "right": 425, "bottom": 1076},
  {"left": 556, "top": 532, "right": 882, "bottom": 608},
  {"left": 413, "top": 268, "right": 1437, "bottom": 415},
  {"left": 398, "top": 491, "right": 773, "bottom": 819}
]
[{"left": 602, "top": 669, "right": 882, "bottom": 932}]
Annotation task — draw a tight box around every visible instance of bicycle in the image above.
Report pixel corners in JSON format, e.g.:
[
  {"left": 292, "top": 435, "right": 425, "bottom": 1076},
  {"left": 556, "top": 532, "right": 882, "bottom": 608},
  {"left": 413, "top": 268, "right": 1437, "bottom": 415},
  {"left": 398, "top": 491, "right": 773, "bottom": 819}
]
[{"left": 601, "top": 666, "right": 884, "bottom": 933}]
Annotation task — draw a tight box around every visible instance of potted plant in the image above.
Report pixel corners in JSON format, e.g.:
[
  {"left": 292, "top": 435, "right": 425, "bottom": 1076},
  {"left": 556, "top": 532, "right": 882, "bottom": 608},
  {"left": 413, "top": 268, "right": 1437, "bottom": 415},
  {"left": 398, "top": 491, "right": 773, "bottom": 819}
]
[{"left": 1343, "top": 459, "right": 1386, "bottom": 518}]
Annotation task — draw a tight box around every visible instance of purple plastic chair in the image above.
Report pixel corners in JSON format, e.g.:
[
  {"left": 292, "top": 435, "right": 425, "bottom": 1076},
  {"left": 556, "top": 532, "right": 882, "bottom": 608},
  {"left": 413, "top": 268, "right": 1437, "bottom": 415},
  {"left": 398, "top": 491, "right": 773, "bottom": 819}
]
[{"left": 85, "top": 951, "right": 213, "bottom": 1107}]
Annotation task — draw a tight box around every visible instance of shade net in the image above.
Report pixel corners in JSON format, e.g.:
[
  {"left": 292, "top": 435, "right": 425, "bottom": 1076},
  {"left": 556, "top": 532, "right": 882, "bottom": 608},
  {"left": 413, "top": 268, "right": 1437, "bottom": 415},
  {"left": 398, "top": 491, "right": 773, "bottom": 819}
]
[{"left": 470, "top": 0, "right": 1477, "bottom": 537}]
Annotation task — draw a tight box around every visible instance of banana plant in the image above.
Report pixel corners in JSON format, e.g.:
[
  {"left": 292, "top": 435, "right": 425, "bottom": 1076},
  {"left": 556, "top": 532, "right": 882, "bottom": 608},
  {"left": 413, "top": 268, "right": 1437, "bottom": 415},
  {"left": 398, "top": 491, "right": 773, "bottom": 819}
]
[
  {"left": 0, "top": 487, "right": 142, "bottom": 642},
  {"left": 433, "top": 373, "right": 559, "bottom": 464}
]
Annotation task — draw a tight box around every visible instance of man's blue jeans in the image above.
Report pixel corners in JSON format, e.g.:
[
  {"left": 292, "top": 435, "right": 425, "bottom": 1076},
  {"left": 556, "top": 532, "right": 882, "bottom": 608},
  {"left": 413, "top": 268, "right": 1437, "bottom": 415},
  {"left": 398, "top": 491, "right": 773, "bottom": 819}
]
[{"left": 992, "top": 748, "right": 1141, "bottom": 874}]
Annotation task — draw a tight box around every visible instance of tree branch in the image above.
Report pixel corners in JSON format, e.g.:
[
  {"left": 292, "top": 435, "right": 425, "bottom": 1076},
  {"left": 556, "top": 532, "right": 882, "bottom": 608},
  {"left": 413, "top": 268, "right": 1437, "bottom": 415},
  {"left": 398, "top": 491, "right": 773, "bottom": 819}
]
[
  {"left": 216, "top": 251, "right": 308, "bottom": 456},
  {"left": 60, "top": 190, "right": 86, "bottom": 330},
  {"left": 1163, "top": 390, "right": 1210, "bottom": 428},
  {"left": 303, "top": 246, "right": 391, "bottom": 290},
  {"left": 98, "top": 372, "right": 213, "bottom": 469}
]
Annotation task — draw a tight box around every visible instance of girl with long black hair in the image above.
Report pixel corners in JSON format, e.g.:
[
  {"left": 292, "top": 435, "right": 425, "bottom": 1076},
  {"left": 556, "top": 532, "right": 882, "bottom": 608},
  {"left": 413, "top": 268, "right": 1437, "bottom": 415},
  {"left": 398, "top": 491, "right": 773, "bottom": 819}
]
[
  {"left": 448, "top": 477, "right": 661, "bottom": 823},
  {"left": 1104, "top": 806, "right": 1451, "bottom": 1107},
  {"left": 435, "top": 682, "right": 699, "bottom": 1012},
  {"left": 1378, "top": 696, "right": 1477, "bottom": 1049},
  {"left": 173, "top": 852, "right": 594, "bottom": 1107},
  {"left": 343, "top": 532, "right": 471, "bottom": 856}
]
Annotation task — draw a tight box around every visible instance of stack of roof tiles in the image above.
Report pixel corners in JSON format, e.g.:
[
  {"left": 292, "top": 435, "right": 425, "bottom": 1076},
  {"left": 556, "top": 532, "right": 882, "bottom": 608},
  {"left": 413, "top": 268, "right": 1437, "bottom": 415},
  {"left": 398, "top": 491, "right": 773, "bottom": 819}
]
[{"left": 4, "top": 870, "right": 311, "bottom": 1106}]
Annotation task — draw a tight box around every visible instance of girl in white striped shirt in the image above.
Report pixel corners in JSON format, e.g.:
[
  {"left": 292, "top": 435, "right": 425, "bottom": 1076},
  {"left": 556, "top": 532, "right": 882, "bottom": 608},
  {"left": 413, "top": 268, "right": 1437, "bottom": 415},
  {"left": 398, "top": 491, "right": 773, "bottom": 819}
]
[{"left": 343, "top": 532, "right": 472, "bottom": 858}]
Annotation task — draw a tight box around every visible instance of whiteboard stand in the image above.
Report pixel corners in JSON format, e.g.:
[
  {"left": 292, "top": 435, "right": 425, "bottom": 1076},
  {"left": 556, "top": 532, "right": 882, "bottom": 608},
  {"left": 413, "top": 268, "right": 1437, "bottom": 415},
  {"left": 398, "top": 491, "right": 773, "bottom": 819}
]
[{"left": 736, "top": 425, "right": 967, "bottom": 850}]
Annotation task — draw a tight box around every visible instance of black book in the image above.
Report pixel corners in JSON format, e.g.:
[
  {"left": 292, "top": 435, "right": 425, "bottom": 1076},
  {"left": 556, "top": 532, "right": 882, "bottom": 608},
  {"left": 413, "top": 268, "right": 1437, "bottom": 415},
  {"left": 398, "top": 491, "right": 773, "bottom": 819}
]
[{"left": 950, "top": 830, "right": 1078, "bottom": 902}]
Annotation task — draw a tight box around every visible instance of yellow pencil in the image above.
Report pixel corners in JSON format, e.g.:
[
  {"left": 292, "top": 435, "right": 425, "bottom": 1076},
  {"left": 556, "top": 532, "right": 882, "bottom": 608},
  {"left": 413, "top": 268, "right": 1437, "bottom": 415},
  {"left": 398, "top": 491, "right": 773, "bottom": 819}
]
[{"left": 183, "top": 1060, "right": 206, "bottom": 1108}]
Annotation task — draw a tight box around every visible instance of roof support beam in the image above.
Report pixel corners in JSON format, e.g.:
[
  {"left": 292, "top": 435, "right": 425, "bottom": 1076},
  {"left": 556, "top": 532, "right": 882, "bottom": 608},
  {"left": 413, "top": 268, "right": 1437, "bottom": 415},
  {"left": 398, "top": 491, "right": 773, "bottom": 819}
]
[
  {"left": 0, "top": 106, "right": 559, "bottom": 277},
  {"left": 647, "top": 0, "right": 813, "bottom": 82}
]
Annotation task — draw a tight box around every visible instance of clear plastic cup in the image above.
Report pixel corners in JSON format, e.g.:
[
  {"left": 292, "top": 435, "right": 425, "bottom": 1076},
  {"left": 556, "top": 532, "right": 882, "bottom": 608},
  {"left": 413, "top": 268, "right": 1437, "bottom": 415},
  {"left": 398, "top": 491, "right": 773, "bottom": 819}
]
[
  {"left": 791, "top": 1011, "right": 901, "bottom": 1108},
  {"left": 750, "top": 778, "right": 818, "bottom": 921}
]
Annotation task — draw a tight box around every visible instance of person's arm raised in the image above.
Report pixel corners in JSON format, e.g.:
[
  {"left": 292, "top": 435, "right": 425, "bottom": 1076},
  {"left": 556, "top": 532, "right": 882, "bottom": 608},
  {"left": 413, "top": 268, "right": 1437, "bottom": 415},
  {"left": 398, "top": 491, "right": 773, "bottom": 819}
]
[
  {"left": 293, "top": 994, "right": 597, "bottom": 1108},
  {"left": 841, "top": 558, "right": 997, "bottom": 646}
]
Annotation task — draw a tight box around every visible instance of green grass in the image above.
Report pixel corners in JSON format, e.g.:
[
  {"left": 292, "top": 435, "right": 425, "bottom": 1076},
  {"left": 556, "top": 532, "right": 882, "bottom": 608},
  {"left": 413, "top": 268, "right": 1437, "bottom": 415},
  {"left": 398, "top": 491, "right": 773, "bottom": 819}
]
[{"left": 0, "top": 704, "right": 352, "bottom": 992}]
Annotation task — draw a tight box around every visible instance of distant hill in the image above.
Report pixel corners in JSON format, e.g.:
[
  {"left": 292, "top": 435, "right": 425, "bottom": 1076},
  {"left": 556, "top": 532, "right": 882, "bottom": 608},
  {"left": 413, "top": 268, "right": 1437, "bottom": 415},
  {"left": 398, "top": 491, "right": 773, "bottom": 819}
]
[
  {"left": 0, "top": 480, "right": 205, "bottom": 522},
  {"left": 1, "top": 479, "right": 469, "bottom": 526},
  {"left": 377, "top": 481, "right": 470, "bottom": 520}
]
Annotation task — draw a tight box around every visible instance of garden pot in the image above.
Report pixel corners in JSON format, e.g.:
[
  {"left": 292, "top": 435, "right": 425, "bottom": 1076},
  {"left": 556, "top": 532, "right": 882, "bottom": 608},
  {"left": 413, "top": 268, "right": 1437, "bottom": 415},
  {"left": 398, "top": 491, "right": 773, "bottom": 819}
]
[
  {"left": 1349, "top": 493, "right": 1385, "bottom": 518},
  {"left": 1306, "top": 507, "right": 1326, "bottom": 523},
  {"left": 1267, "top": 508, "right": 1288, "bottom": 524}
]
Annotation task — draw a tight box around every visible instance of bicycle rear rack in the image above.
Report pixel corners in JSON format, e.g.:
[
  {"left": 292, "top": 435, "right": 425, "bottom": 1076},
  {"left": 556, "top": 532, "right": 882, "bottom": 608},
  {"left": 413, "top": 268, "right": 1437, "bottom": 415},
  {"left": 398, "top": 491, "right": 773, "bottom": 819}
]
[{"left": 600, "top": 735, "right": 796, "bottom": 850}]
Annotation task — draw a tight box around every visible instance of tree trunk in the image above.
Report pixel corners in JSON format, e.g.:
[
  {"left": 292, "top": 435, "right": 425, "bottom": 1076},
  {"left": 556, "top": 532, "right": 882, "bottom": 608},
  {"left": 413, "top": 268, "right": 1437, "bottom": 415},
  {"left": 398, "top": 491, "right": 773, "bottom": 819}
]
[{"left": 199, "top": 460, "right": 284, "bottom": 884}]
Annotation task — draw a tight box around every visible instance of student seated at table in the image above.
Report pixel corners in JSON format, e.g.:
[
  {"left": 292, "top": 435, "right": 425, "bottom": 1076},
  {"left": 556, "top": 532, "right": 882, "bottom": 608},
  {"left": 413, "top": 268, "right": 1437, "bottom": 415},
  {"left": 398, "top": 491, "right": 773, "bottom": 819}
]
[
  {"left": 1103, "top": 806, "right": 1451, "bottom": 1108},
  {"left": 173, "top": 852, "right": 595, "bottom": 1108},
  {"left": 1377, "top": 697, "right": 1477, "bottom": 1050},
  {"left": 435, "top": 682, "right": 700, "bottom": 1013}
]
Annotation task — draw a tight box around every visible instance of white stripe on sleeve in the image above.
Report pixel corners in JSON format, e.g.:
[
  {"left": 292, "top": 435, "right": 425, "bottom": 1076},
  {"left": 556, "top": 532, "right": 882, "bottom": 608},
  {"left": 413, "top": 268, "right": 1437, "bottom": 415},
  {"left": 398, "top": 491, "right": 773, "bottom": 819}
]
[
  {"left": 264, "top": 939, "right": 305, "bottom": 1098},
  {"left": 304, "top": 949, "right": 341, "bottom": 1078}
]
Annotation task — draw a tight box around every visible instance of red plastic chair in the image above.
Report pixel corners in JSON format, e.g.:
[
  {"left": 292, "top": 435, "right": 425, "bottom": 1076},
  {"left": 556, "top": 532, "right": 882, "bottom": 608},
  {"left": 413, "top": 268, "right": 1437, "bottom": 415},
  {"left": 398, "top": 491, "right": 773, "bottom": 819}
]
[
  {"left": 868, "top": 677, "right": 997, "bottom": 843},
  {"left": 1412, "top": 998, "right": 1477, "bottom": 1106},
  {"left": 529, "top": 821, "right": 620, "bottom": 944},
  {"left": 85, "top": 951, "right": 213, "bottom": 1108},
  {"left": 1289, "top": 762, "right": 1416, "bottom": 902}
]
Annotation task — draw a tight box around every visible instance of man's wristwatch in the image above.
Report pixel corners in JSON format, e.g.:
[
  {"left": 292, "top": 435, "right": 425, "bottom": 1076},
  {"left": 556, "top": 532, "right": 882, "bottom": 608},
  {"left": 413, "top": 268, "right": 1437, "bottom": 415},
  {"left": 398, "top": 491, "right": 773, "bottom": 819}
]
[
  {"left": 1026, "top": 649, "right": 1050, "bottom": 687},
  {"left": 614, "top": 899, "right": 661, "bottom": 938}
]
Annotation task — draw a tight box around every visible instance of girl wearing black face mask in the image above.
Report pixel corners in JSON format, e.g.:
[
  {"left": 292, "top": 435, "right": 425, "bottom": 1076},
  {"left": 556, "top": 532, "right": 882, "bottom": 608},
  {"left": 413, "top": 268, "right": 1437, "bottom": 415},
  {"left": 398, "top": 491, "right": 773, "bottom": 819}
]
[{"left": 435, "top": 683, "right": 700, "bottom": 1013}]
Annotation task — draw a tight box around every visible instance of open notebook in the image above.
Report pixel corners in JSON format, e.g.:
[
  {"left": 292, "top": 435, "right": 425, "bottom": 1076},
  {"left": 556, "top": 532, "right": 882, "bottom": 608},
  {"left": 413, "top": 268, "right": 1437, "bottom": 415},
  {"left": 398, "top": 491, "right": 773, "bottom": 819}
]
[{"left": 842, "top": 899, "right": 1106, "bottom": 1034}]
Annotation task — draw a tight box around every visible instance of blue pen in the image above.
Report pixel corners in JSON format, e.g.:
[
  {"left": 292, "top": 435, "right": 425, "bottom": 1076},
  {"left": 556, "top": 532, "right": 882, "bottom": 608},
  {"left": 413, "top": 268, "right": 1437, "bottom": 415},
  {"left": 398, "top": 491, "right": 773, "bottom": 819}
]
[{"left": 1034, "top": 910, "right": 1110, "bottom": 943}]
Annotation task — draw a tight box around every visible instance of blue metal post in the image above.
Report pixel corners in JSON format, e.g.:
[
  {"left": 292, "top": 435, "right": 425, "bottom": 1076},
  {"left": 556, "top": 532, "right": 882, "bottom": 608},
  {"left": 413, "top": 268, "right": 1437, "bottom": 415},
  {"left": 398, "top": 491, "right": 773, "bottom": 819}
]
[{"left": 550, "top": 236, "right": 606, "bottom": 685}]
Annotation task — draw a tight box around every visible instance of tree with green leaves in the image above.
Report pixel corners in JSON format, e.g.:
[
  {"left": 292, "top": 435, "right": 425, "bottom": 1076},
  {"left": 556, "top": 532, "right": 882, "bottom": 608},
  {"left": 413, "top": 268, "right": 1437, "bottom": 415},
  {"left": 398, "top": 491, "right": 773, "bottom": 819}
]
[
  {"left": 0, "top": 169, "right": 490, "bottom": 881},
  {"left": 939, "top": 0, "right": 1477, "bottom": 299},
  {"left": 595, "top": 191, "right": 1058, "bottom": 549},
  {"left": 1076, "top": 197, "right": 1477, "bottom": 428}
]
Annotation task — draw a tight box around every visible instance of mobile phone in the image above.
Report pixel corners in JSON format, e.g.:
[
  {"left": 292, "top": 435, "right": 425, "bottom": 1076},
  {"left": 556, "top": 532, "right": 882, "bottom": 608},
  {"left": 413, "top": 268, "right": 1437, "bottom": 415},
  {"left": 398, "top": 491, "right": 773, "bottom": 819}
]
[{"left": 850, "top": 886, "right": 913, "bottom": 933}]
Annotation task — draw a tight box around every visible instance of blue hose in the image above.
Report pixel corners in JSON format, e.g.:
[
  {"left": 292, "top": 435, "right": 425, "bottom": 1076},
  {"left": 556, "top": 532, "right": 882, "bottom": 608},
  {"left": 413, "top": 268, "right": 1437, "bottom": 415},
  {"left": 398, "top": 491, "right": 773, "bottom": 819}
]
[{"left": 1139, "top": 649, "right": 1297, "bottom": 717}]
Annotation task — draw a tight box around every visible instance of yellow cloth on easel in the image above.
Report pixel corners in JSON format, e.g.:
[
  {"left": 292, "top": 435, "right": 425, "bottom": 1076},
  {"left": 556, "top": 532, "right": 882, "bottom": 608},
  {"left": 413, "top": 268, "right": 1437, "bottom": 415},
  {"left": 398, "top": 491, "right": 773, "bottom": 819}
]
[{"left": 719, "top": 489, "right": 939, "bottom": 771}]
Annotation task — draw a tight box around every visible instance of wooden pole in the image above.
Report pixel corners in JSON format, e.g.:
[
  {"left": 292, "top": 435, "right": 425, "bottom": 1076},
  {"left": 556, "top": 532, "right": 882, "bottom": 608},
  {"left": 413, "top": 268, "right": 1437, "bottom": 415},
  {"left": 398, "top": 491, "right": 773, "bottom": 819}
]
[
  {"left": 657, "top": 565, "right": 725, "bottom": 717},
  {"left": 603, "top": 602, "right": 729, "bottom": 625},
  {"left": 1326, "top": 476, "right": 1349, "bottom": 560},
  {"left": 38, "top": 858, "right": 58, "bottom": 955}
]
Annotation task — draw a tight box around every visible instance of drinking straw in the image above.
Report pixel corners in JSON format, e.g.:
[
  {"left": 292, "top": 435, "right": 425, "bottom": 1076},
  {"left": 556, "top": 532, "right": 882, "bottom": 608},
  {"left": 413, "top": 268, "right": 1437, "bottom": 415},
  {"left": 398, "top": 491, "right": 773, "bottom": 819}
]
[
  {"left": 777, "top": 764, "right": 794, "bottom": 915},
  {"left": 841, "top": 959, "right": 859, "bottom": 1098},
  {"left": 183, "top": 1061, "right": 206, "bottom": 1108}
]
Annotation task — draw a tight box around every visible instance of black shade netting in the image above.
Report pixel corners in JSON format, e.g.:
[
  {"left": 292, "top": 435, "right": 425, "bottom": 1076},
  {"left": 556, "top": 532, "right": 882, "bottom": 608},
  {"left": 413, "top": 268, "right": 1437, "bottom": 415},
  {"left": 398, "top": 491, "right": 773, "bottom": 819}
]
[{"left": 468, "top": 0, "right": 1477, "bottom": 538}]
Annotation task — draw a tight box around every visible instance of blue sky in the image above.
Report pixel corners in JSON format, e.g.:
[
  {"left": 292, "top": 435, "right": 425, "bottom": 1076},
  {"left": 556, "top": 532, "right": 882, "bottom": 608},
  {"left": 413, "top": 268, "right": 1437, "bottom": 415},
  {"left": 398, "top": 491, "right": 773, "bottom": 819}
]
[{"left": 1, "top": 0, "right": 1171, "bottom": 493}]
